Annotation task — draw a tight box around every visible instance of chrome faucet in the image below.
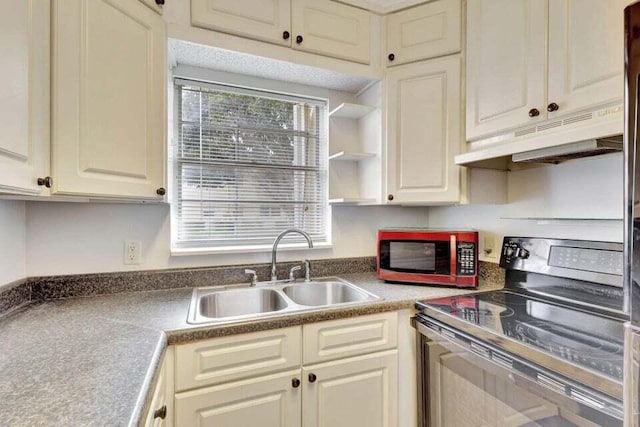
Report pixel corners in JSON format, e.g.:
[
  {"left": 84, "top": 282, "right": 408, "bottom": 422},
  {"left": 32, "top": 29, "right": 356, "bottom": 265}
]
[{"left": 271, "top": 229, "right": 314, "bottom": 281}]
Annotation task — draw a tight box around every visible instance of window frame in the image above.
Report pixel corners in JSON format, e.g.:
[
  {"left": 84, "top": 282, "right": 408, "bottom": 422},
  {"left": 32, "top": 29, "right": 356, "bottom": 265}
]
[{"left": 169, "top": 77, "right": 331, "bottom": 255}]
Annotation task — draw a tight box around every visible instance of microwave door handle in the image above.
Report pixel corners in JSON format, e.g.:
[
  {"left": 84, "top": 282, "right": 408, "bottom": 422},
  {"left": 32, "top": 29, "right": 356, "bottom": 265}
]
[{"left": 450, "top": 235, "right": 457, "bottom": 283}]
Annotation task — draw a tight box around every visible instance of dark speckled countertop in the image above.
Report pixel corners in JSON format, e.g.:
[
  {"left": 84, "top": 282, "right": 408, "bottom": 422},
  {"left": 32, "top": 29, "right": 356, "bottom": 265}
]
[{"left": 0, "top": 272, "right": 501, "bottom": 427}]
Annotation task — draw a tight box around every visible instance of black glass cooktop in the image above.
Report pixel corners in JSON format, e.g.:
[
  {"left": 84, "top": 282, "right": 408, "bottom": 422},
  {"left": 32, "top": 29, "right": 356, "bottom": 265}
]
[{"left": 417, "top": 290, "right": 624, "bottom": 382}]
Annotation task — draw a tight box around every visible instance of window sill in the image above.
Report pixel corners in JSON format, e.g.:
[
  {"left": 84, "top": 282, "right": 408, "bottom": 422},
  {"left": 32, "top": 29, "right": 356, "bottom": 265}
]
[{"left": 171, "top": 242, "right": 334, "bottom": 257}]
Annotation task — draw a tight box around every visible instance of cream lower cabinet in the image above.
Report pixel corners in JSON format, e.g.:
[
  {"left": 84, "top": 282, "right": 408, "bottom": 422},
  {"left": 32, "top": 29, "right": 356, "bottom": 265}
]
[
  {"left": 51, "top": 0, "right": 166, "bottom": 199},
  {"left": 174, "top": 313, "right": 399, "bottom": 427},
  {"left": 385, "top": 56, "right": 462, "bottom": 204},
  {"left": 145, "top": 348, "right": 174, "bottom": 427},
  {"left": 0, "top": 0, "right": 49, "bottom": 196}
]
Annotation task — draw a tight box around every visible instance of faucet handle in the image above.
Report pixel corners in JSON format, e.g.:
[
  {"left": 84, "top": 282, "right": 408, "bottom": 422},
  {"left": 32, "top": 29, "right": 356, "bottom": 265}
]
[
  {"left": 244, "top": 269, "right": 258, "bottom": 286},
  {"left": 304, "top": 260, "right": 311, "bottom": 282},
  {"left": 289, "top": 265, "right": 302, "bottom": 282}
]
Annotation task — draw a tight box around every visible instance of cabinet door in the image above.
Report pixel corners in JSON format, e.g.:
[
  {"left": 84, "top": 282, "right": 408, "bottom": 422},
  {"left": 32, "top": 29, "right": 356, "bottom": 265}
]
[
  {"left": 548, "top": 0, "right": 625, "bottom": 117},
  {"left": 191, "top": 0, "right": 291, "bottom": 46},
  {"left": 291, "top": 0, "right": 370, "bottom": 64},
  {"left": 385, "top": 0, "right": 461, "bottom": 67},
  {"left": 52, "top": 0, "right": 166, "bottom": 199},
  {"left": 466, "top": 0, "right": 547, "bottom": 140},
  {"left": 138, "top": 0, "right": 163, "bottom": 15},
  {"left": 303, "top": 350, "right": 398, "bottom": 427},
  {"left": 385, "top": 56, "right": 462, "bottom": 204},
  {"left": 0, "top": 0, "right": 49, "bottom": 195},
  {"left": 175, "top": 369, "right": 302, "bottom": 427}
]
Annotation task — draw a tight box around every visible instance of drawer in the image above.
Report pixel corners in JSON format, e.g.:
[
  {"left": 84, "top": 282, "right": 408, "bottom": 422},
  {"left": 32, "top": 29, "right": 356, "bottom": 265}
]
[
  {"left": 175, "top": 326, "right": 302, "bottom": 392},
  {"left": 303, "top": 312, "right": 398, "bottom": 365}
]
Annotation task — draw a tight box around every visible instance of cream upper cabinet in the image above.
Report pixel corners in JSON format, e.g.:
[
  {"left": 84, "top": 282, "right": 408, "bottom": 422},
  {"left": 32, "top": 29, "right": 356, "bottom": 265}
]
[
  {"left": 303, "top": 350, "right": 398, "bottom": 427},
  {"left": 139, "top": 0, "right": 164, "bottom": 15},
  {"left": 291, "top": 0, "right": 371, "bottom": 64},
  {"left": 385, "top": 0, "right": 462, "bottom": 67},
  {"left": 52, "top": 0, "right": 166, "bottom": 199},
  {"left": 385, "top": 56, "right": 462, "bottom": 204},
  {"left": 0, "top": 0, "right": 49, "bottom": 196},
  {"left": 547, "top": 0, "right": 625, "bottom": 118},
  {"left": 466, "top": 0, "right": 547, "bottom": 141},
  {"left": 191, "top": 0, "right": 292, "bottom": 46}
]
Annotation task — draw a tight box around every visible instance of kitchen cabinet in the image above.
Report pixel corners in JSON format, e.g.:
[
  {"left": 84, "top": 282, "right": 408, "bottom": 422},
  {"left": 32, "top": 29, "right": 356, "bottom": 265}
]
[
  {"left": 191, "top": 0, "right": 291, "bottom": 46},
  {"left": 466, "top": 0, "right": 547, "bottom": 141},
  {"left": 51, "top": 0, "right": 166, "bottom": 199},
  {"left": 291, "top": 0, "right": 371, "bottom": 64},
  {"left": 385, "top": 0, "right": 461, "bottom": 67},
  {"left": 190, "top": 0, "right": 371, "bottom": 64},
  {"left": 547, "top": 0, "right": 625, "bottom": 118},
  {"left": 174, "top": 313, "right": 399, "bottom": 427},
  {"left": 139, "top": 0, "right": 163, "bottom": 15},
  {"left": 303, "top": 350, "right": 398, "bottom": 427},
  {"left": 385, "top": 56, "right": 462, "bottom": 204},
  {"left": 145, "top": 348, "right": 174, "bottom": 427},
  {"left": 0, "top": 0, "right": 49, "bottom": 196},
  {"left": 466, "top": 0, "right": 625, "bottom": 142}
]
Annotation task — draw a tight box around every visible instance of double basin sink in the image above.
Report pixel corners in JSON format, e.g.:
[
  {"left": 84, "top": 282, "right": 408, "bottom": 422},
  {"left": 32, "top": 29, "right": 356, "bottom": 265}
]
[{"left": 188, "top": 277, "right": 381, "bottom": 324}]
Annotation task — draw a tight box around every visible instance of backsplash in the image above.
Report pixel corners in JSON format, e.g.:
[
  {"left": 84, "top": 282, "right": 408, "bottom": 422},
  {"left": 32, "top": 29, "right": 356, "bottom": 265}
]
[{"left": 0, "top": 258, "right": 502, "bottom": 317}]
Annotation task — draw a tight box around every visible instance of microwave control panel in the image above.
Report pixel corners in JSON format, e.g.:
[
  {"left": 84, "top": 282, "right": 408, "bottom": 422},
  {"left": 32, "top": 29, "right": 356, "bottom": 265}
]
[{"left": 457, "top": 242, "right": 476, "bottom": 276}]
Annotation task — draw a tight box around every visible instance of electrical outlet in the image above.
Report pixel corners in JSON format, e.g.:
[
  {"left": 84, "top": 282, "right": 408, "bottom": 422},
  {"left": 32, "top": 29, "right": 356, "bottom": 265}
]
[
  {"left": 124, "top": 240, "right": 141, "bottom": 265},
  {"left": 481, "top": 233, "right": 498, "bottom": 259}
]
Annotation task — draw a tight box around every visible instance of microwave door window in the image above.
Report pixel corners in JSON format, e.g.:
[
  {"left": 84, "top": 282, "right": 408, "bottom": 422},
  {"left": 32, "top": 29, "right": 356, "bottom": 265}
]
[{"left": 390, "top": 242, "right": 436, "bottom": 271}]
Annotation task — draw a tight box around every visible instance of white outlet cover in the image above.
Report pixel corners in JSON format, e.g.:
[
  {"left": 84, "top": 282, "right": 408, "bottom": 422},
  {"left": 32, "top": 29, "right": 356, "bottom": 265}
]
[{"left": 124, "top": 240, "right": 142, "bottom": 265}]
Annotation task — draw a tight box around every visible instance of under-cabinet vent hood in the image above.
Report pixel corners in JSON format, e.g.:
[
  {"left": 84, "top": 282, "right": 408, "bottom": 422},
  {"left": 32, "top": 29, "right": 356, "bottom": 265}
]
[{"left": 456, "top": 103, "right": 623, "bottom": 169}]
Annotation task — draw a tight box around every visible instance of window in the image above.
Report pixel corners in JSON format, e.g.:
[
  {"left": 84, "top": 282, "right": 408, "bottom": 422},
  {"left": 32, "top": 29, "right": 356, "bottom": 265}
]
[{"left": 172, "top": 79, "right": 329, "bottom": 251}]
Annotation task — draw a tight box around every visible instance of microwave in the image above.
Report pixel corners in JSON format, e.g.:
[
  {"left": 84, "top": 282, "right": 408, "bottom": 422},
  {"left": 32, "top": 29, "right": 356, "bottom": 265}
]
[{"left": 377, "top": 229, "right": 478, "bottom": 288}]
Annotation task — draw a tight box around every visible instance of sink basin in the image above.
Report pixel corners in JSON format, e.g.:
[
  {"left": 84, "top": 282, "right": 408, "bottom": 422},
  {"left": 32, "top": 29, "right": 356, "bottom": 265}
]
[
  {"left": 282, "top": 281, "right": 374, "bottom": 306},
  {"left": 187, "top": 277, "right": 381, "bottom": 324},
  {"left": 196, "top": 288, "right": 288, "bottom": 320}
]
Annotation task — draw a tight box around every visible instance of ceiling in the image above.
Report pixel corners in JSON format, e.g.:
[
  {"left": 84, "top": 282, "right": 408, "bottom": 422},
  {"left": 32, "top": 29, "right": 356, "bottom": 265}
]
[
  {"left": 333, "top": 0, "right": 428, "bottom": 14},
  {"left": 168, "top": 39, "right": 376, "bottom": 94}
]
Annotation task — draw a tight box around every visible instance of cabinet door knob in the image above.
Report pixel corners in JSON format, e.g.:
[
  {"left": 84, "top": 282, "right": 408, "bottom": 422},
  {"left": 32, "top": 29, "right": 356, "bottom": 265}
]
[
  {"left": 528, "top": 108, "right": 540, "bottom": 118},
  {"left": 308, "top": 373, "right": 317, "bottom": 383},
  {"left": 387, "top": 194, "right": 394, "bottom": 201},
  {"left": 156, "top": 187, "right": 166, "bottom": 196},
  {"left": 292, "top": 378, "right": 301, "bottom": 388},
  {"left": 153, "top": 405, "right": 167, "bottom": 420},
  {"left": 155, "top": 0, "right": 165, "bottom": 4},
  {"left": 296, "top": 35, "right": 303, "bottom": 44},
  {"left": 547, "top": 102, "right": 559, "bottom": 112},
  {"left": 283, "top": 31, "right": 290, "bottom": 40},
  {"left": 37, "top": 176, "right": 53, "bottom": 188},
  {"left": 388, "top": 53, "right": 395, "bottom": 61}
]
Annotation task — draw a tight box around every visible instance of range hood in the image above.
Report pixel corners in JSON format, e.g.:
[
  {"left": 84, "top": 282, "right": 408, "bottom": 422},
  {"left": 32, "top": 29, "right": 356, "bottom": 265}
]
[{"left": 456, "top": 104, "right": 623, "bottom": 169}]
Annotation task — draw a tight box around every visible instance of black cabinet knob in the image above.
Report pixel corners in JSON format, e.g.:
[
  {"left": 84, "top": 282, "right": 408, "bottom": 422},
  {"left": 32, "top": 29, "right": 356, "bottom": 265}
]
[
  {"left": 155, "top": 0, "right": 165, "bottom": 5},
  {"left": 156, "top": 187, "right": 166, "bottom": 196},
  {"left": 547, "top": 102, "right": 559, "bottom": 112},
  {"left": 292, "top": 378, "right": 301, "bottom": 388},
  {"left": 528, "top": 108, "right": 540, "bottom": 118},
  {"left": 388, "top": 53, "right": 395, "bottom": 61},
  {"left": 153, "top": 405, "right": 167, "bottom": 420},
  {"left": 308, "top": 373, "right": 317, "bottom": 383},
  {"left": 387, "top": 194, "right": 394, "bottom": 201},
  {"left": 283, "top": 31, "right": 290, "bottom": 40},
  {"left": 37, "top": 176, "right": 52, "bottom": 188},
  {"left": 296, "top": 35, "right": 303, "bottom": 44}
]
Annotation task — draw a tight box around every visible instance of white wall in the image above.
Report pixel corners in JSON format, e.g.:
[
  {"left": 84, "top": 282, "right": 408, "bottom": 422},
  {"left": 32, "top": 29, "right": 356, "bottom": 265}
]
[
  {"left": 429, "top": 153, "right": 624, "bottom": 262},
  {"left": 25, "top": 203, "right": 429, "bottom": 276},
  {"left": 0, "top": 200, "right": 26, "bottom": 286}
]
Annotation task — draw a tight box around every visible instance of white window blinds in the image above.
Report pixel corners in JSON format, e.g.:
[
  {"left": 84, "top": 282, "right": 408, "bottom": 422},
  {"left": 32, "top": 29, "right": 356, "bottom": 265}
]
[{"left": 172, "top": 79, "right": 328, "bottom": 250}]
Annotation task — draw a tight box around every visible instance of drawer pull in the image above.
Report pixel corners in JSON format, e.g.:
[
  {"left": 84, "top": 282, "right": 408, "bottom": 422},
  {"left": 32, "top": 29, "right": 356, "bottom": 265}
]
[
  {"left": 153, "top": 405, "right": 167, "bottom": 420},
  {"left": 308, "top": 373, "right": 317, "bottom": 383},
  {"left": 292, "top": 378, "right": 300, "bottom": 388}
]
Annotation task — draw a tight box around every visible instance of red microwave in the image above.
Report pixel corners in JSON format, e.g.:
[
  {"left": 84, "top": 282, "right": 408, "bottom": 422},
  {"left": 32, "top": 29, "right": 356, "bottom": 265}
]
[{"left": 377, "top": 229, "right": 478, "bottom": 288}]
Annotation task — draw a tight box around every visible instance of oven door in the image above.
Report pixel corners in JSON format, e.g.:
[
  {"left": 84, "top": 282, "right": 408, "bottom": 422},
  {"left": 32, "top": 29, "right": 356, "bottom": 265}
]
[{"left": 414, "top": 316, "right": 623, "bottom": 427}]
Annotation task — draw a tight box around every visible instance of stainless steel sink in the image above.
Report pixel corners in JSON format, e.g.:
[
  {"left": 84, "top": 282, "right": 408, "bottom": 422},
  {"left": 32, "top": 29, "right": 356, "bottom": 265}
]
[
  {"left": 188, "top": 277, "right": 381, "bottom": 325},
  {"left": 197, "top": 288, "right": 288, "bottom": 320},
  {"left": 282, "top": 281, "right": 373, "bottom": 306}
]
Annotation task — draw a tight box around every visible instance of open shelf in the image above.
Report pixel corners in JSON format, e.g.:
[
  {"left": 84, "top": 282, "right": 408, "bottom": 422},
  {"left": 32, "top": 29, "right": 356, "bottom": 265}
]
[
  {"left": 328, "top": 151, "right": 377, "bottom": 161},
  {"left": 329, "top": 198, "right": 377, "bottom": 206},
  {"left": 329, "top": 103, "right": 376, "bottom": 119}
]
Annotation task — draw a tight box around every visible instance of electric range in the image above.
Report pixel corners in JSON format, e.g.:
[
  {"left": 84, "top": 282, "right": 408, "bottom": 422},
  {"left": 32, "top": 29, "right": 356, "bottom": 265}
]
[{"left": 413, "top": 237, "right": 626, "bottom": 426}]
